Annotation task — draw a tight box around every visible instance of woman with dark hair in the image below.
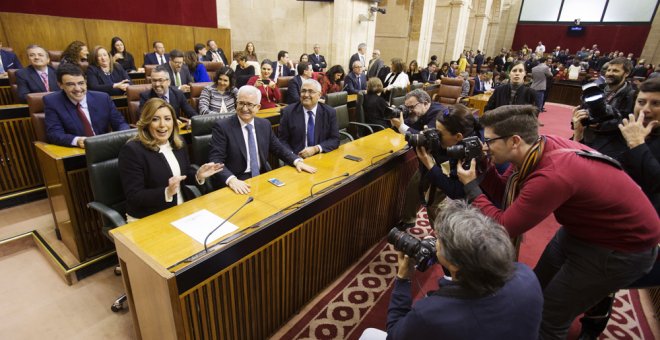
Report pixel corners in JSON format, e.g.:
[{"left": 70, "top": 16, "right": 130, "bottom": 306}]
[
  {"left": 86, "top": 46, "right": 131, "bottom": 95},
  {"left": 383, "top": 58, "right": 410, "bottom": 91},
  {"left": 118, "top": 98, "right": 222, "bottom": 221},
  {"left": 234, "top": 53, "right": 255, "bottom": 88},
  {"left": 407, "top": 60, "right": 422, "bottom": 83},
  {"left": 199, "top": 67, "right": 239, "bottom": 115},
  {"left": 321, "top": 65, "right": 345, "bottom": 96},
  {"left": 61, "top": 40, "right": 89, "bottom": 66},
  {"left": 246, "top": 59, "right": 281, "bottom": 109},
  {"left": 244, "top": 42, "right": 258, "bottom": 62},
  {"left": 183, "top": 50, "right": 211, "bottom": 82},
  {"left": 300, "top": 53, "right": 309, "bottom": 63},
  {"left": 363, "top": 77, "right": 390, "bottom": 128},
  {"left": 484, "top": 61, "right": 537, "bottom": 111},
  {"left": 438, "top": 62, "right": 450, "bottom": 79},
  {"left": 110, "top": 37, "right": 136, "bottom": 72}
]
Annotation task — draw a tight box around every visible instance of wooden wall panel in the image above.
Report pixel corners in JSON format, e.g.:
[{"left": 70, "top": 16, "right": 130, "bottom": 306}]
[
  {"left": 83, "top": 20, "right": 148, "bottom": 63},
  {"left": 146, "top": 24, "right": 195, "bottom": 55},
  {"left": 0, "top": 19, "right": 8, "bottom": 48},
  {"left": 0, "top": 13, "right": 87, "bottom": 66},
  {"left": 193, "top": 27, "right": 232, "bottom": 59}
]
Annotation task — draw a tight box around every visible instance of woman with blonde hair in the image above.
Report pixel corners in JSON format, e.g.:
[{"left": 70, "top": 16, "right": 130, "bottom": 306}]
[{"left": 244, "top": 42, "right": 258, "bottom": 62}]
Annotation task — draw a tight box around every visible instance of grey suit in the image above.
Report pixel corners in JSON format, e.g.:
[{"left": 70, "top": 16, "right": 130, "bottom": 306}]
[{"left": 367, "top": 58, "right": 384, "bottom": 79}]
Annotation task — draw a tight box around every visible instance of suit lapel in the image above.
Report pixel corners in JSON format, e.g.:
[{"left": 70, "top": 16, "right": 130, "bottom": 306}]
[
  {"left": 231, "top": 116, "right": 248, "bottom": 161},
  {"left": 62, "top": 92, "right": 85, "bottom": 135},
  {"left": 255, "top": 119, "right": 269, "bottom": 163},
  {"left": 28, "top": 67, "right": 46, "bottom": 92},
  {"left": 86, "top": 94, "right": 98, "bottom": 134},
  {"left": 314, "top": 106, "right": 323, "bottom": 144}
]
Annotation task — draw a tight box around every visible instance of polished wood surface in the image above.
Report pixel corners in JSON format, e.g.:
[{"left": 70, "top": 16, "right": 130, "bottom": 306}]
[
  {"left": 0, "top": 116, "right": 42, "bottom": 195},
  {"left": 0, "top": 86, "right": 15, "bottom": 106},
  {"left": 468, "top": 93, "right": 492, "bottom": 116},
  {"left": 192, "top": 27, "right": 232, "bottom": 59},
  {"left": 146, "top": 24, "right": 194, "bottom": 58},
  {"left": 84, "top": 20, "right": 149, "bottom": 62},
  {"left": 547, "top": 81, "right": 582, "bottom": 106}
]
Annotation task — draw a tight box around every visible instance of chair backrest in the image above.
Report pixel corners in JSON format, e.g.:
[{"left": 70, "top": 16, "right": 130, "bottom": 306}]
[
  {"left": 51, "top": 61, "right": 60, "bottom": 69},
  {"left": 410, "top": 82, "right": 424, "bottom": 91},
  {"left": 278, "top": 87, "right": 288, "bottom": 103},
  {"left": 388, "top": 87, "right": 407, "bottom": 105},
  {"left": 85, "top": 129, "right": 138, "bottom": 223},
  {"left": 7, "top": 69, "right": 18, "bottom": 86},
  {"left": 48, "top": 50, "right": 62, "bottom": 62},
  {"left": 126, "top": 84, "right": 152, "bottom": 123},
  {"left": 145, "top": 65, "right": 157, "bottom": 77},
  {"left": 8, "top": 69, "right": 19, "bottom": 103},
  {"left": 440, "top": 77, "right": 463, "bottom": 87},
  {"left": 356, "top": 92, "right": 366, "bottom": 122},
  {"left": 335, "top": 104, "right": 350, "bottom": 131},
  {"left": 191, "top": 113, "right": 229, "bottom": 165},
  {"left": 79, "top": 62, "right": 89, "bottom": 74},
  {"left": 202, "top": 62, "right": 223, "bottom": 72},
  {"left": 191, "top": 82, "right": 212, "bottom": 99},
  {"left": 277, "top": 76, "right": 293, "bottom": 88},
  {"left": 326, "top": 91, "right": 347, "bottom": 108},
  {"left": 435, "top": 85, "right": 462, "bottom": 105},
  {"left": 468, "top": 79, "right": 475, "bottom": 96},
  {"left": 27, "top": 92, "right": 50, "bottom": 142},
  {"left": 391, "top": 95, "right": 405, "bottom": 107}
]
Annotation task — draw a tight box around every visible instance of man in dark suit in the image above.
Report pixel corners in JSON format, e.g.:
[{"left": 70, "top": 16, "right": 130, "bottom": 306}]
[
  {"left": 473, "top": 71, "right": 486, "bottom": 95},
  {"left": 205, "top": 40, "right": 228, "bottom": 66},
  {"left": 309, "top": 44, "right": 327, "bottom": 72},
  {"left": 163, "top": 49, "right": 193, "bottom": 92},
  {"left": 16, "top": 44, "right": 60, "bottom": 103},
  {"left": 348, "top": 43, "right": 367, "bottom": 74},
  {"left": 279, "top": 79, "right": 339, "bottom": 158},
  {"left": 474, "top": 50, "right": 484, "bottom": 73},
  {"left": 139, "top": 66, "right": 197, "bottom": 120},
  {"left": 286, "top": 62, "right": 314, "bottom": 104},
  {"left": 367, "top": 49, "right": 384, "bottom": 79},
  {"left": 270, "top": 50, "right": 295, "bottom": 81},
  {"left": 0, "top": 42, "right": 22, "bottom": 78},
  {"left": 44, "top": 63, "right": 129, "bottom": 148},
  {"left": 420, "top": 61, "right": 440, "bottom": 84},
  {"left": 208, "top": 86, "right": 317, "bottom": 194},
  {"left": 143, "top": 41, "right": 169, "bottom": 66},
  {"left": 344, "top": 61, "right": 367, "bottom": 94},
  {"left": 194, "top": 43, "right": 210, "bottom": 62}
]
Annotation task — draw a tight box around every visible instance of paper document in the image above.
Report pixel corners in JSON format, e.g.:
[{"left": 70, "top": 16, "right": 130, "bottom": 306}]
[{"left": 171, "top": 209, "right": 239, "bottom": 244}]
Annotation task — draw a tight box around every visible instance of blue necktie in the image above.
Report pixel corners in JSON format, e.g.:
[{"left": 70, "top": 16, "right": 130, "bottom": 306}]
[
  {"left": 307, "top": 111, "right": 315, "bottom": 148},
  {"left": 245, "top": 124, "right": 259, "bottom": 178}
]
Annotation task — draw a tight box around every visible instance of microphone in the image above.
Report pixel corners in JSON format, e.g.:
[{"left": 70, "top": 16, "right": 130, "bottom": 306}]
[
  {"left": 370, "top": 150, "right": 394, "bottom": 165},
  {"left": 203, "top": 196, "right": 254, "bottom": 253},
  {"left": 310, "top": 173, "right": 349, "bottom": 197}
]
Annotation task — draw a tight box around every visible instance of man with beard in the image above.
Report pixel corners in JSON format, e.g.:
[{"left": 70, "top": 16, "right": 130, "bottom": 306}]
[{"left": 139, "top": 65, "right": 197, "bottom": 120}]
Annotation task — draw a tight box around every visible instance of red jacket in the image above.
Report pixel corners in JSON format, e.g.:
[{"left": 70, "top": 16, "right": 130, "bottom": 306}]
[{"left": 473, "top": 135, "right": 660, "bottom": 252}]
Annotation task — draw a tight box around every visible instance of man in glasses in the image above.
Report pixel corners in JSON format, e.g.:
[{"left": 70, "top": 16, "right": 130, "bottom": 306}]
[
  {"left": 139, "top": 65, "right": 197, "bottom": 120},
  {"left": 279, "top": 79, "right": 339, "bottom": 158},
  {"left": 208, "top": 86, "right": 317, "bottom": 194},
  {"left": 44, "top": 63, "right": 130, "bottom": 148},
  {"left": 456, "top": 104, "right": 659, "bottom": 340},
  {"left": 344, "top": 60, "right": 367, "bottom": 94}
]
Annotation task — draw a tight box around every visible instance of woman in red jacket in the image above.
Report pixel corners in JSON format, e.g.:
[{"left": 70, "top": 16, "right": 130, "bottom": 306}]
[{"left": 246, "top": 59, "right": 281, "bottom": 109}]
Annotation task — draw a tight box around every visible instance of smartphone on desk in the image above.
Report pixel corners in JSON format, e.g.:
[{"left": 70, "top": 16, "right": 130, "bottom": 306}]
[
  {"left": 268, "top": 178, "right": 285, "bottom": 187},
  {"left": 344, "top": 155, "right": 363, "bottom": 162}
]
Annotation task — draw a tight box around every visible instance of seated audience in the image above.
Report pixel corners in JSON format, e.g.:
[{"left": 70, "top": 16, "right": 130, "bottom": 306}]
[
  {"left": 86, "top": 46, "right": 131, "bottom": 96},
  {"left": 420, "top": 61, "right": 439, "bottom": 84},
  {"left": 447, "top": 60, "right": 458, "bottom": 78},
  {"left": 110, "top": 37, "right": 137, "bottom": 72},
  {"left": 165, "top": 49, "right": 193, "bottom": 92},
  {"left": 208, "top": 86, "right": 316, "bottom": 194},
  {"left": 287, "top": 62, "right": 313, "bottom": 104},
  {"left": 458, "top": 71, "right": 470, "bottom": 97},
  {"left": 234, "top": 53, "right": 255, "bottom": 88},
  {"left": 60, "top": 40, "right": 89, "bottom": 66},
  {"left": 16, "top": 44, "right": 60, "bottom": 102},
  {"left": 119, "top": 98, "right": 222, "bottom": 221},
  {"left": 473, "top": 71, "right": 486, "bottom": 95},
  {"left": 407, "top": 60, "right": 422, "bottom": 83},
  {"left": 244, "top": 42, "right": 258, "bottom": 62},
  {"left": 206, "top": 40, "right": 229, "bottom": 66},
  {"left": 0, "top": 41, "right": 22, "bottom": 77},
  {"left": 44, "top": 63, "right": 129, "bottom": 147},
  {"left": 139, "top": 65, "right": 197, "bottom": 119},
  {"left": 183, "top": 50, "right": 211, "bottom": 82},
  {"left": 321, "top": 65, "right": 345, "bottom": 96},
  {"left": 194, "top": 43, "right": 209, "bottom": 62},
  {"left": 270, "top": 50, "right": 295, "bottom": 81},
  {"left": 360, "top": 200, "right": 543, "bottom": 340},
  {"left": 382, "top": 58, "right": 410, "bottom": 94},
  {"left": 568, "top": 60, "right": 582, "bottom": 80},
  {"left": 247, "top": 59, "right": 281, "bottom": 109},
  {"left": 344, "top": 61, "right": 367, "bottom": 94},
  {"left": 438, "top": 62, "right": 450, "bottom": 79},
  {"left": 363, "top": 77, "right": 390, "bottom": 128},
  {"left": 199, "top": 67, "right": 238, "bottom": 115},
  {"left": 144, "top": 41, "right": 169, "bottom": 66}
]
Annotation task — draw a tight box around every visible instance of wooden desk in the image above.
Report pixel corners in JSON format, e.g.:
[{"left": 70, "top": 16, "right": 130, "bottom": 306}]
[
  {"left": 547, "top": 80, "right": 582, "bottom": 106},
  {"left": 468, "top": 93, "right": 492, "bottom": 116},
  {"left": 111, "top": 129, "right": 415, "bottom": 339}
]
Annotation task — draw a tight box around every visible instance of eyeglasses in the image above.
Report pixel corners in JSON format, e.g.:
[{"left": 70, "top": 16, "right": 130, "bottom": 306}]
[
  {"left": 483, "top": 135, "right": 511, "bottom": 147},
  {"left": 236, "top": 101, "right": 258, "bottom": 110},
  {"left": 300, "top": 89, "right": 319, "bottom": 95},
  {"left": 404, "top": 102, "right": 421, "bottom": 111},
  {"left": 151, "top": 78, "right": 170, "bottom": 84}
]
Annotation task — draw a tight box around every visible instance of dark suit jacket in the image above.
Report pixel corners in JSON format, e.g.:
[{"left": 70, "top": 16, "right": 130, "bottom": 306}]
[
  {"left": 309, "top": 54, "right": 327, "bottom": 72},
  {"left": 344, "top": 72, "right": 367, "bottom": 94},
  {"left": 118, "top": 140, "right": 198, "bottom": 219},
  {"left": 16, "top": 65, "right": 60, "bottom": 103},
  {"left": 163, "top": 63, "right": 193, "bottom": 87},
  {"left": 367, "top": 58, "right": 384, "bottom": 79},
  {"left": 143, "top": 52, "right": 169, "bottom": 66},
  {"left": 269, "top": 62, "right": 294, "bottom": 80},
  {"left": 139, "top": 86, "right": 197, "bottom": 119},
  {"left": 206, "top": 48, "right": 228, "bottom": 65},
  {"left": 1, "top": 50, "right": 22, "bottom": 70},
  {"left": 44, "top": 90, "right": 130, "bottom": 146},
  {"left": 420, "top": 68, "right": 438, "bottom": 83},
  {"left": 86, "top": 64, "right": 131, "bottom": 96},
  {"left": 209, "top": 115, "right": 298, "bottom": 187},
  {"left": 348, "top": 53, "right": 365, "bottom": 72},
  {"left": 278, "top": 102, "right": 340, "bottom": 154},
  {"left": 286, "top": 75, "right": 303, "bottom": 104},
  {"left": 473, "top": 76, "right": 484, "bottom": 95}
]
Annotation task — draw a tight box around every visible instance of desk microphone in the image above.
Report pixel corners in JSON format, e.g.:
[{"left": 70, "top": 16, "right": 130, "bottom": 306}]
[
  {"left": 310, "top": 173, "right": 349, "bottom": 197},
  {"left": 203, "top": 196, "right": 254, "bottom": 253},
  {"left": 370, "top": 150, "right": 394, "bottom": 165}
]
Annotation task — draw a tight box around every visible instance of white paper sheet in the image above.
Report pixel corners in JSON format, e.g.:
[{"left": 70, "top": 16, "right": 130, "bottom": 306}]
[{"left": 170, "top": 209, "right": 239, "bottom": 244}]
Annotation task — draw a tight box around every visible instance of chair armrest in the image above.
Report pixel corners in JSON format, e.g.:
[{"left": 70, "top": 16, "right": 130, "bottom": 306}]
[
  {"left": 365, "top": 123, "right": 386, "bottom": 131},
  {"left": 87, "top": 201, "right": 126, "bottom": 228},
  {"left": 189, "top": 164, "right": 214, "bottom": 194},
  {"left": 339, "top": 130, "right": 354, "bottom": 141},
  {"left": 348, "top": 122, "right": 374, "bottom": 135},
  {"left": 184, "top": 185, "right": 203, "bottom": 198}
]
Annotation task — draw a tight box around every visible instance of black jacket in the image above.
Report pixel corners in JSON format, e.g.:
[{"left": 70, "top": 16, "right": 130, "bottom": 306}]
[
  {"left": 620, "top": 133, "right": 660, "bottom": 213},
  {"left": 86, "top": 64, "right": 131, "bottom": 96},
  {"left": 484, "top": 84, "right": 538, "bottom": 112}
]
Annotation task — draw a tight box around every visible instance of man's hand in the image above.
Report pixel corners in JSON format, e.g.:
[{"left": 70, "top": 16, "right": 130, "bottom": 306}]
[
  {"left": 295, "top": 161, "right": 317, "bottom": 174},
  {"left": 228, "top": 177, "right": 251, "bottom": 194},
  {"left": 619, "top": 112, "right": 658, "bottom": 149},
  {"left": 572, "top": 107, "right": 588, "bottom": 141},
  {"left": 390, "top": 109, "right": 405, "bottom": 129},
  {"left": 196, "top": 162, "right": 224, "bottom": 181},
  {"left": 166, "top": 175, "right": 187, "bottom": 197},
  {"left": 415, "top": 146, "right": 435, "bottom": 170},
  {"left": 298, "top": 146, "right": 319, "bottom": 158},
  {"left": 180, "top": 84, "right": 191, "bottom": 93},
  {"left": 77, "top": 137, "right": 87, "bottom": 149},
  {"left": 457, "top": 159, "right": 477, "bottom": 184},
  {"left": 396, "top": 251, "right": 416, "bottom": 280}
]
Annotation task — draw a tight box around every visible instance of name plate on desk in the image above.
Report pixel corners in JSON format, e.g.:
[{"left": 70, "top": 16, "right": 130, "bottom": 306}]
[{"left": 171, "top": 209, "right": 238, "bottom": 244}]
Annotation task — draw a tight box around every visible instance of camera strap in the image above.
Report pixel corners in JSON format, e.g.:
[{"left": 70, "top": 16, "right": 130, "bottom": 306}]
[{"left": 546, "top": 148, "right": 622, "bottom": 170}]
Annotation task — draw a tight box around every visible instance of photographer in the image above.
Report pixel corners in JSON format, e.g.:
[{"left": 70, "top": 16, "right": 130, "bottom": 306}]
[
  {"left": 390, "top": 89, "right": 449, "bottom": 229},
  {"left": 359, "top": 200, "right": 543, "bottom": 340},
  {"left": 572, "top": 57, "right": 637, "bottom": 160},
  {"left": 457, "top": 105, "right": 659, "bottom": 340}
]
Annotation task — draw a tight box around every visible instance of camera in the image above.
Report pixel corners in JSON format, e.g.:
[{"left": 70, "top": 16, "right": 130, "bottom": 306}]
[
  {"left": 446, "top": 136, "right": 484, "bottom": 170},
  {"left": 384, "top": 104, "right": 409, "bottom": 120},
  {"left": 261, "top": 79, "right": 271, "bottom": 85},
  {"left": 580, "top": 83, "right": 619, "bottom": 125},
  {"left": 405, "top": 128, "right": 442, "bottom": 153},
  {"left": 387, "top": 227, "right": 437, "bottom": 272}
]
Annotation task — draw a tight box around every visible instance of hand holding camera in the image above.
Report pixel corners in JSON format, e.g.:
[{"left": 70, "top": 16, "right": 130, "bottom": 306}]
[{"left": 388, "top": 227, "right": 437, "bottom": 272}]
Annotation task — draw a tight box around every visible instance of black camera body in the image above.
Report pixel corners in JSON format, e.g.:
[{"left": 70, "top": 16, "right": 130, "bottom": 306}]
[
  {"left": 405, "top": 128, "right": 442, "bottom": 153},
  {"left": 387, "top": 227, "right": 437, "bottom": 272},
  {"left": 580, "top": 83, "right": 619, "bottom": 125},
  {"left": 446, "top": 136, "right": 484, "bottom": 170},
  {"left": 384, "top": 104, "right": 409, "bottom": 120}
]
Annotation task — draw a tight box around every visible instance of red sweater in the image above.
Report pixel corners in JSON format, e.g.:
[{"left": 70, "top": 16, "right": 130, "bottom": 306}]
[{"left": 473, "top": 135, "right": 660, "bottom": 252}]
